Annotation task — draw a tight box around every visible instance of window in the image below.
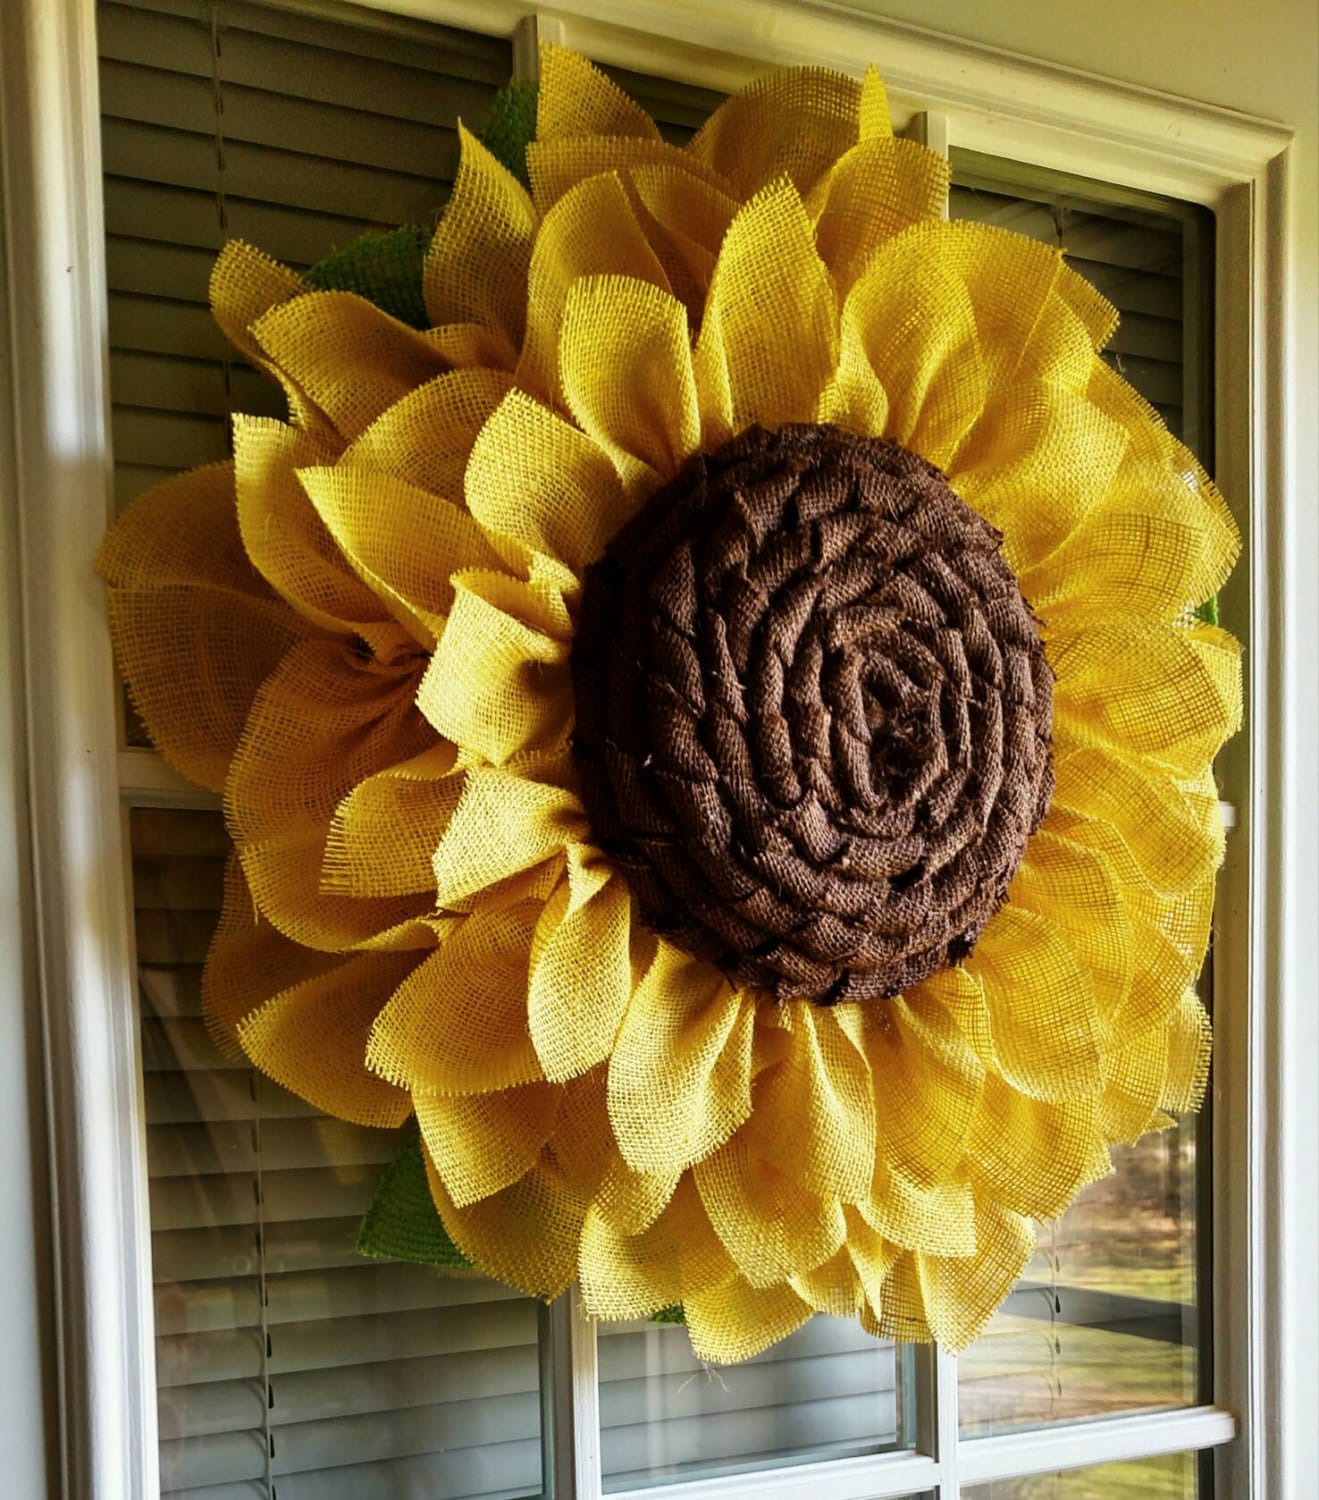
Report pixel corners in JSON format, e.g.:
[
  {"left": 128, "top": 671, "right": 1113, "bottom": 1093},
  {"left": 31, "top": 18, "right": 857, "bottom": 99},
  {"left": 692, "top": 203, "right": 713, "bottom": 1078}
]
[{"left": 5, "top": 0, "right": 1304, "bottom": 1497}]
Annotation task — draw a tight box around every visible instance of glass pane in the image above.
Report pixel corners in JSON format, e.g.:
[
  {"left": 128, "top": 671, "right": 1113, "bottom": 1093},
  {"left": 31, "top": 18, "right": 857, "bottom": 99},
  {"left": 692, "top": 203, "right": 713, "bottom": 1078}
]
[
  {"left": 132, "top": 809, "right": 545, "bottom": 1499},
  {"left": 598, "top": 1316, "right": 913, "bottom": 1489},
  {"left": 962, "top": 1450, "right": 1198, "bottom": 1499},
  {"left": 959, "top": 1124, "right": 1201, "bottom": 1435},
  {"left": 951, "top": 162, "right": 1212, "bottom": 1438}
]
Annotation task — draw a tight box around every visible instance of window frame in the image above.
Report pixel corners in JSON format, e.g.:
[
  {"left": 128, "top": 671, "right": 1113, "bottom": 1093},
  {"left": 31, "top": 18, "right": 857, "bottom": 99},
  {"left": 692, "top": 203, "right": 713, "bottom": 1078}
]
[{"left": 0, "top": 0, "right": 1307, "bottom": 1496}]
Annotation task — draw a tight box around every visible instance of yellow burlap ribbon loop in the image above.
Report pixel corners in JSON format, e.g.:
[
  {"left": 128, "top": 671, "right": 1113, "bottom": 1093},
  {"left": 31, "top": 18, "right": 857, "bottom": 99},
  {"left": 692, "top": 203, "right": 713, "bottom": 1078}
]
[{"left": 98, "top": 46, "right": 1241, "bottom": 1362}]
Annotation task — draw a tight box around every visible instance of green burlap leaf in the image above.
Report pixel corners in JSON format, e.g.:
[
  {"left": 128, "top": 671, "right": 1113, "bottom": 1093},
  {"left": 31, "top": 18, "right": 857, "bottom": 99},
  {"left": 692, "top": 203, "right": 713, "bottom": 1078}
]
[
  {"left": 479, "top": 76, "right": 538, "bottom": 190},
  {"left": 303, "top": 225, "right": 431, "bottom": 330},
  {"left": 1195, "top": 595, "right": 1219, "bottom": 627},
  {"left": 356, "top": 1122, "right": 473, "bottom": 1268},
  {"left": 650, "top": 1305, "right": 686, "bottom": 1325}
]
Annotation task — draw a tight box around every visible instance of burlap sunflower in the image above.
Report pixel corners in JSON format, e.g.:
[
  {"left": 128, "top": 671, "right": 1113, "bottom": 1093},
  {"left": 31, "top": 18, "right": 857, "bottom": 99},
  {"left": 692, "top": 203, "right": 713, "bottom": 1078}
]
[{"left": 100, "top": 47, "right": 1241, "bottom": 1363}]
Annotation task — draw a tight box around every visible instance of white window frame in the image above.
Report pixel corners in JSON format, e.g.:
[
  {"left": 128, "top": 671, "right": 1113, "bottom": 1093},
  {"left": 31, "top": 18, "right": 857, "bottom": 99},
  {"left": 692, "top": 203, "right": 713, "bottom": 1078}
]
[{"left": 1, "top": 0, "right": 1310, "bottom": 1497}]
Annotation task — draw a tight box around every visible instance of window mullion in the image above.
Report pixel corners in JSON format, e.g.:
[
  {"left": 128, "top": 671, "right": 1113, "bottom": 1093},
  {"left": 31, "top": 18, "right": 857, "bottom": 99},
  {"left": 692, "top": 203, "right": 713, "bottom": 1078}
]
[{"left": 570, "top": 1278, "right": 606, "bottom": 1500}]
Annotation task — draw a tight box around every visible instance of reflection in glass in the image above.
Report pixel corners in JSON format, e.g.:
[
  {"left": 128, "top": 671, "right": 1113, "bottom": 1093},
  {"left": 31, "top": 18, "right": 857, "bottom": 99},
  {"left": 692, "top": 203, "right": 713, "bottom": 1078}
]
[
  {"left": 962, "top": 1450, "right": 1197, "bottom": 1499},
  {"left": 959, "top": 1125, "right": 1200, "bottom": 1436},
  {"left": 134, "top": 809, "right": 544, "bottom": 1500},
  {"left": 598, "top": 1315, "right": 913, "bottom": 1490}
]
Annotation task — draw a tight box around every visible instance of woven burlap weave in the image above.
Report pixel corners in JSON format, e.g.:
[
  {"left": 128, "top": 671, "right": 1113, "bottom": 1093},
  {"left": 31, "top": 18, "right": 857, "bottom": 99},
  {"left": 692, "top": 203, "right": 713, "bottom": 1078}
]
[
  {"left": 572, "top": 423, "right": 1053, "bottom": 1002},
  {"left": 97, "top": 48, "right": 1242, "bottom": 1364}
]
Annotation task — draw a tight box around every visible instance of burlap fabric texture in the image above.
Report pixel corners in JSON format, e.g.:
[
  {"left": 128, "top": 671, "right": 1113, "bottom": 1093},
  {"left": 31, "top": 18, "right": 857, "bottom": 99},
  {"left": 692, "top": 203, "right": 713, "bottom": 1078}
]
[
  {"left": 573, "top": 423, "right": 1054, "bottom": 1003},
  {"left": 98, "top": 47, "right": 1243, "bottom": 1363}
]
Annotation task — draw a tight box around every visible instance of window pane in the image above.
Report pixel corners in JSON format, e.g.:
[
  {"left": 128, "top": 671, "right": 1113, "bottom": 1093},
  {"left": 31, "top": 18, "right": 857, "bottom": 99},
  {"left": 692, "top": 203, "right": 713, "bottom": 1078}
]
[
  {"left": 598, "top": 1317, "right": 913, "bottom": 1490},
  {"left": 958, "top": 1126, "right": 1201, "bottom": 1435},
  {"left": 962, "top": 1450, "right": 1198, "bottom": 1499},
  {"left": 132, "top": 808, "right": 545, "bottom": 1499},
  {"left": 950, "top": 162, "right": 1212, "bottom": 1438}
]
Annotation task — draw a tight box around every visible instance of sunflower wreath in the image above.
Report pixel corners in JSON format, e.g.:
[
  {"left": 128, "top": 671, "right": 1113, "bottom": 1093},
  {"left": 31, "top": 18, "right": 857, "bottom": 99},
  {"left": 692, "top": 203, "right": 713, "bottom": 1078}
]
[{"left": 100, "top": 48, "right": 1242, "bottom": 1363}]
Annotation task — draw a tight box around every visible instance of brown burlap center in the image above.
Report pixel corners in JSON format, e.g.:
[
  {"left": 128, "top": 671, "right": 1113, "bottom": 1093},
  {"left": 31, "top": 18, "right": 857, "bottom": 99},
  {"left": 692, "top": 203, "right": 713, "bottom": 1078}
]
[{"left": 570, "top": 424, "right": 1054, "bottom": 1004}]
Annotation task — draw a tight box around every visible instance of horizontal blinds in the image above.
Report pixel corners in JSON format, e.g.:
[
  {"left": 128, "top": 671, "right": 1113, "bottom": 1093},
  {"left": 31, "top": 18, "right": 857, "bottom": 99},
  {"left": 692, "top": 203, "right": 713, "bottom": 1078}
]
[
  {"left": 99, "top": 0, "right": 508, "bottom": 513},
  {"left": 105, "top": 4, "right": 539, "bottom": 1496},
  {"left": 599, "top": 1318, "right": 900, "bottom": 1489},
  {"left": 132, "top": 808, "right": 543, "bottom": 1500}
]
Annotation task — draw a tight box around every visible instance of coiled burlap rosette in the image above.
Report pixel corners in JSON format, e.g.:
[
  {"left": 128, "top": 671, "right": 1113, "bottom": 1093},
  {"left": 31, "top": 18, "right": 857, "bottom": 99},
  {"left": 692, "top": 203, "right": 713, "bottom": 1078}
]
[{"left": 100, "top": 49, "right": 1242, "bottom": 1362}]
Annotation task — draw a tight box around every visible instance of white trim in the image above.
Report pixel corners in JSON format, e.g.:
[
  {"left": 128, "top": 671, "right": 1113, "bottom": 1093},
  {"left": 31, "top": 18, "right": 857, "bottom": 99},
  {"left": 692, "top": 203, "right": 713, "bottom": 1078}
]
[
  {"left": 607, "top": 1449, "right": 941, "bottom": 1500},
  {"left": 3, "top": 1, "right": 1307, "bottom": 1497},
  {"left": 957, "top": 1405, "right": 1238, "bottom": 1486},
  {"left": 0, "top": 0, "right": 157, "bottom": 1495},
  {"left": 566, "top": 1286, "right": 603, "bottom": 1500}
]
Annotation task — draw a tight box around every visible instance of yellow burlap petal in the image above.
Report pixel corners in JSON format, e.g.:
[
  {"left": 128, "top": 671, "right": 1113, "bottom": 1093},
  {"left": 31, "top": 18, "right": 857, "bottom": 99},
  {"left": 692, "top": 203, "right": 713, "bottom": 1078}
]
[
  {"left": 251, "top": 292, "right": 449, "bottom": 441},
  {"left": 589, "top": 1150, "right": 680, "bottom": 1238},
  {"left": 626, "top": 164, "right": 740, "bottom": 321},
  {"left": 1020, "top": 462, "right": 1240, "bottom": 621},
  {"left": 965, "top": 905, "right": 1103, "bottom": 1103},
  {"left": 205, "top": 855, "right": 338, "bottom": 1049},
  {"left": 920, "top": 220, "right": 1066, "bottom": 394},
  {"left": 694, "top": 178, "right": 839, "bottom": 441},
  {"left": 837, "top": 236, "right": 988, "bottom": 470},
  {"left": 1050, "top": 618, "right": 1243, "bottom": 775},
  {"left": 430, "top": 761, "right": 587, "bottom": 909},
  {"left": 324, "top": 743, "right": 463, "bottom": 899},
  {"left": 416, "top": 570, "right": 573, "bottom": 764},
  {"left": 416, "top": 1081, "right": 564, "bottom": 1207},
  {"left": 98, "top": 462, "right": 312, "bottom": 792},
  {"left": 790, "top": 1246, "right": 865, "bottom": 1317},
  {"left": 537, "top": 44, "right": 662, "bottom": 142},
  {"left": 235, "top": 951, "right": 420, "bottom": 1128},
  {"left": 913, "top": 1202, "right": 1037, "bottom": 1352},
  {"left": 694, "top": 1129, "right": 847, "bottom": 1289},
  {"left": 868, "top": 996, "right": 985, "bottom": 1188},
  {"left": 860, "top": 1159, "right": 977, "bottom": 1257},
  {"left": 528, "top": 853, "right": 635, "bottom": 1084},
  {"left": 1008, "top": 825, "right": 1134, "bottom": 1026},
  {"left": 526, "top": 134, "right": 731, "bottom": 219},
  {"left": 226, "top": 637, "right": 437, "bottom": 950},
  {"left": 579, "top": 1176, "right": 736, "bottom": 1319},
  {"left": 967, "top": 1076, "right": 1110, "bottom": 1219},
  {"left": 608, "top": 943, "right": 754, "bottom": 1175},
  {"left": 343, "top": 367, "right": 515, "bottom": 500},
  {"left": 688, "top": 66, "right": 866, "bottom": 199},
  {"left": 1052, "top": 746, "right": 1225, "bottom": 894},
  {"left": 518, "top": 173, "right": 671, "bottom": 401},
  {"left": 206, "top": 862, "right": 418, "bottom": 1124},
  {"left": 1012, "top": 291, "right": 1105, "bottom": 395},
  {"left": 232, "top": 416, "right": 379, "bottom": 632},
  {"left": 465, "top": 391, "right": 636, "bottom": 573},
  {"left": 859, "top": 65, "right": 891, "bottom": 141},
  {"left": 806, "top": 137, "right": 951, "bottom": 296},
  {"left": 425, "top": 1147, "right": 584, "bottom": 1301},
  {"left": 844, "top": 1208, "right": 902, "bottom": 1321},
  {"left": 1053, "top": 261, "right": 1121, "bottom": 352},
  {"left": 560, "top": 275, "right": 702, "bottom": 484},
  {"left": 210, "top": 240, "right": 327, "bottom": 433},
  {"left": 1163, "top": 989, "right": 1213, "bottom": 1112},
  {"left": 424, "top": 124, "right": 536, "bottom": 352},
  {"left": 426, "top": 320, "right": 519, "bottom": 371},
  {"left": 684, "top": 1276, "right": 813, "bottom": 1365},
  {"left": 234, "top": 417, "right": 419, "bottom": 644},
  {"left": 746, "top": 1004, "right": 875, "bottom": 1201},
  {"left": 297, "top": 464, "right": 501, "bottom": 646},
  {"left": 1099, "top": 1031, "right": 1171, "bottom": 1144},
  {"left": 368, "top": 900, "right": 544, "bottom": 1094},
  {"left": 1087, "top": 360, "right": 1239, "bottom": 553},
  {"left": 953, "top": 383, "right": 1131, "bottom": 569}
]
